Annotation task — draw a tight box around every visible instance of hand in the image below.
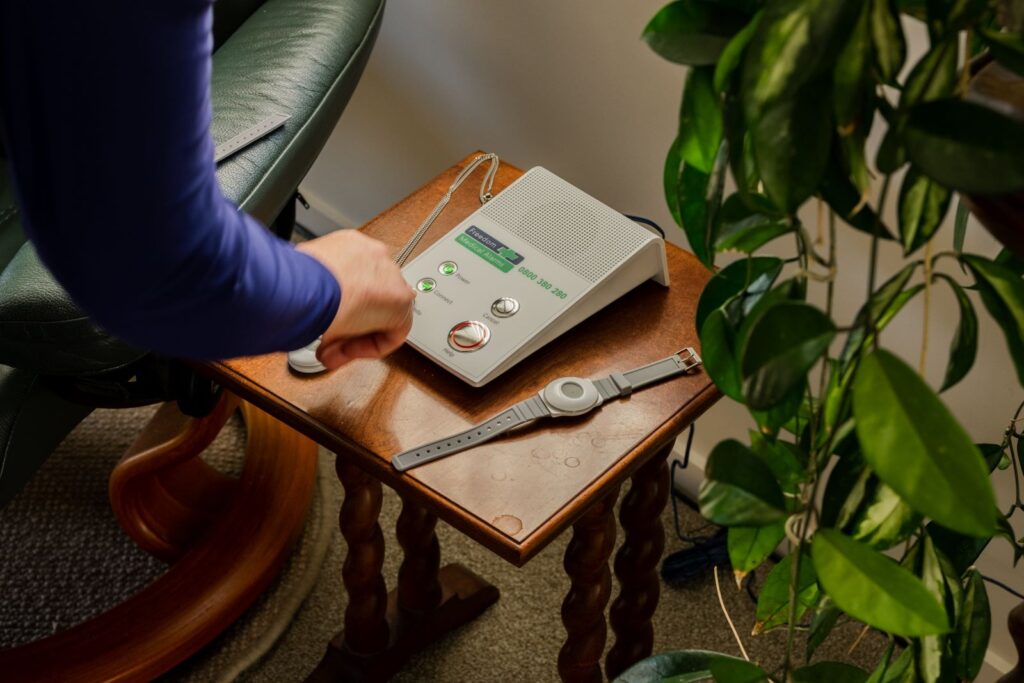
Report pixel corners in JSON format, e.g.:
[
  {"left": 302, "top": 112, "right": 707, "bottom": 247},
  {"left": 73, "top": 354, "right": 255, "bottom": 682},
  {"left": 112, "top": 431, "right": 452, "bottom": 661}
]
[{"left": 297, "top": 230, "right": 415, "bottom": 369}]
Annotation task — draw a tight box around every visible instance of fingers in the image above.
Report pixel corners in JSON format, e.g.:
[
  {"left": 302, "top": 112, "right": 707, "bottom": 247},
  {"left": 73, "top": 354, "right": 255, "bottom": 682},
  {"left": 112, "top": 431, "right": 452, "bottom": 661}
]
[
  {"left": 339, "top": 324, "right": 410, "bottom": 361},
  {"left": 316, "top": 339, "right": 351, "bottom": 369}
]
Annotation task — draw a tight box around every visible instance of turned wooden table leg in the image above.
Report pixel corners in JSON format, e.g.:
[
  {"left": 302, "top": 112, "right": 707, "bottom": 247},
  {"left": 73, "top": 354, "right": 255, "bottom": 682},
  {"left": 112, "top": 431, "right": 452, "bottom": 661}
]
[
  {"left": 337, "top": 458, "right": 390, "bottom": 656},
  {"left": 397, "top": 494, "right": 443, "bottom": 614},
  {"left": 559, "top": 487, "right": 619, "bottom": 683},
  {"left": 605, "top": 444, "right": 672, "bottom": 679},
  {"left": 309, "top": 477, "right": 498, "bottom": 682}
]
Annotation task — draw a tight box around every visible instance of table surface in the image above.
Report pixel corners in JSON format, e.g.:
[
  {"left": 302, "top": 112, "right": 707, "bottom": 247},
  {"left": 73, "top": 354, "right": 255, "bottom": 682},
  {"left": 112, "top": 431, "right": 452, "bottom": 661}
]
[{"left": 205, "top": 153, "right": 719, "bottom": 565}]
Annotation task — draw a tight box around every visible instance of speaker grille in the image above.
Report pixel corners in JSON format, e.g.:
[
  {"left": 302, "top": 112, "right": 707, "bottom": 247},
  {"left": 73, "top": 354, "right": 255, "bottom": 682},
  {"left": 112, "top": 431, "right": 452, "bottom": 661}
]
[{"left": 480, "top": 168, "right": 651, "bottom": 283}]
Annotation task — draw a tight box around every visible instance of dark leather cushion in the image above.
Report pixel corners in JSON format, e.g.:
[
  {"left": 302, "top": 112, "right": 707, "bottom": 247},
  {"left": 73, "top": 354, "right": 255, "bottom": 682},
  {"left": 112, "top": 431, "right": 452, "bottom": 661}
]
[
  {"left": 0, "top": 0, "right": 384, "bottom": 375},
  {"left": 0, "top": 244, "right": 145, "bottom": 375},
  {"left": 0, "top": 162, "right": 26, "bottom": 270}
]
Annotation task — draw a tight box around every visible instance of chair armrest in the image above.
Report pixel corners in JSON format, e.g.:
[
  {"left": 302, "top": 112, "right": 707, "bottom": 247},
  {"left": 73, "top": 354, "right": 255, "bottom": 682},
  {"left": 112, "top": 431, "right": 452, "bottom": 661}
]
[{"left": 212, "top": 0, "right": 385, "bottom": 223}]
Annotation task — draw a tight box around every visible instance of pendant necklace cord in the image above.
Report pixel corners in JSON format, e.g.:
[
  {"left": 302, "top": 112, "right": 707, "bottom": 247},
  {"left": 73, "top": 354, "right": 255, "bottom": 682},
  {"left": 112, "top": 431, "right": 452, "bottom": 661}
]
[{"left": 393, "top": 153, "right": 500, "bottom": 267}]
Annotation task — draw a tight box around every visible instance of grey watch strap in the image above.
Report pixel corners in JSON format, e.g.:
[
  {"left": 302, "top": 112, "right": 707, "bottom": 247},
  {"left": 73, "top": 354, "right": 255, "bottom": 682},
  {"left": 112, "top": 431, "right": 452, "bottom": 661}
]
[
  {"left": 392, "top": 395, "right": 550, "bottom": 472},
  {"left": 594, "top": 347, "right": 702, "bottom": 400}
]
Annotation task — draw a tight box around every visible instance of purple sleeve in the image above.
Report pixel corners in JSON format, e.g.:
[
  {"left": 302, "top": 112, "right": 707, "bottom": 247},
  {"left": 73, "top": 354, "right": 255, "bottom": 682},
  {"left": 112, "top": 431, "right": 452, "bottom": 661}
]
[{"left": 0, "top": 0, "right": 340, "bottom": 359}]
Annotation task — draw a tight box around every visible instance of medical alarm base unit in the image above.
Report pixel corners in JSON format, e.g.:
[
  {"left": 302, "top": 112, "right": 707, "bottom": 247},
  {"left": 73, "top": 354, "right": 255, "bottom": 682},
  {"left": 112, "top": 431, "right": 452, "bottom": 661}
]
[{"left": 401, "top": 167, "right": 670, "bottom": 387}]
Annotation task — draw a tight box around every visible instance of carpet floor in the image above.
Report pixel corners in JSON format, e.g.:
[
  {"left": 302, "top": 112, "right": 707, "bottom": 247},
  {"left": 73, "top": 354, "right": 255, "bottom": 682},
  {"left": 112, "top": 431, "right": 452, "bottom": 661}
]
[{"left": 1, "top": 404, "right": 887, "bottom": 682}]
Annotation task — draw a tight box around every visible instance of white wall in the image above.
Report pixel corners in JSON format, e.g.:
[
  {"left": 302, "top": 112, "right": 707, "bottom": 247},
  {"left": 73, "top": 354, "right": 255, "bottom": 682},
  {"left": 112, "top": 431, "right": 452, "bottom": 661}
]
[{"left": 300, "top": 2, "right": 1022, "bottom": 678}]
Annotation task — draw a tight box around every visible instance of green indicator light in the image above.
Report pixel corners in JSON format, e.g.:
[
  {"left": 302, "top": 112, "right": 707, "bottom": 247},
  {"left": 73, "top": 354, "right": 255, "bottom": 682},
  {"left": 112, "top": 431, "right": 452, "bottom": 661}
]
[
  {"left": 416, "top": 278, "right": 436, "bottom": 292},
  {"left": 439, "top": 261, "right": 458, "bottom": 276}
]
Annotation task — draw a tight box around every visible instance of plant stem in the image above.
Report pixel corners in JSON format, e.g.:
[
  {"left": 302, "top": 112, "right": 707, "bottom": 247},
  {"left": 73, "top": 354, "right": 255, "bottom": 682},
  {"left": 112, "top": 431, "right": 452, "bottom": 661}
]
[
  {"left": 1009, "top": 400, "right": 1024, "bottom": 508},
  {"left": 958, "top": 29, "right": 973, "bottom": 96},
  {"left": 919, "top": 240, "right": 934, "bottom": 375},
  {"left": 714, "top": 566, "right": 751, "bottom": 661},
  {"left": 867, "top": 175, "right": 892, "bottom": 303}
]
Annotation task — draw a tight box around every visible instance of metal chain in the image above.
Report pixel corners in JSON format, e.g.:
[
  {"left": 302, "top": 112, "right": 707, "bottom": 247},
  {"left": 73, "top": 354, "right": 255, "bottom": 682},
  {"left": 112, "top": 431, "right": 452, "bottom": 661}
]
[{"left": 393, "top": 153, "right": 500, "bottom": 267}]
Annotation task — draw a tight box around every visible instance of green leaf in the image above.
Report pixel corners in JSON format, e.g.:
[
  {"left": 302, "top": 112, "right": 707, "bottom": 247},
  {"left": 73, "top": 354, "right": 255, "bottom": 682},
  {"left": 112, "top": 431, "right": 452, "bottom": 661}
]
[
  {"left": 680, "top": 68, "right": 724, "bottom": 174},
  {"left": 755, "top": 553, "right": 819, "bottom": 633},
  {"left": 701, "top": 309, "right": 744, "bottom": 401},
  {"left": 964, "top": 254, "right": 1024, "bottom": 387},
  {"left": 749, "top": 432, "right": 802, "bottom": 501},
  {"left": 906, "top": 99, "right": 1024, "bottom": 195},
  {"left": 995, "top": 247, "right": 1024, "bottom": 278},
  {"left": 806, "top": 599, "right": 842, "bottom": 661},
  {"left": 935, "top": 0, "right": 990, "bottom": 35},
  {"left": 741, "top": 0, "right": 861, "bottom": 114},
  {"left": 839, "top": 130, "right": 872, "bottom": 197},
  {"left": 710, "top": 658, "right": 768, "bottom": 683},
  {"left": 740, "top": 0, "right": 861, "bottom": 211},
  {"left": 728, "top": 521, "right": 786, "bottom": 577},
  {"left": 821, "top": 453, "right": 871, "bottom": 529},
  {"left": 928, "top": 522, "right": 992, "bottom": 577},
  {"left": 953, "top": 198, "right": 969, "bottom": 253},
  {"left": 840, "top": 263, "right": 921, "bottom": 367},
  {"left": 642, "top": 0, "right": 748, "bottom": 66},
  {"left": 847, "top": 478, "right": 922, "bottom": 550},
  {"left": 751, "top": 380, "right": 806, "bottom": 436},
  {"left": 665, "top": 135, "right": 684, "bottom": 229},
  {"left": 695, "top": 257, "right": 783, "bottom": 331},
  {"left": 902, "top": 38, "right": 958, "bottom": 109},
  {"left": 740, "top": 302, "right": 836, "bottom": 409},
  {"left": 954, "top": 569, "right": 991, "bottom": 680},
  {"left": 750, "top": 80, "right": 834, "bottom": 212},
  {"left": 679, "top": 164, "right": 714, "bottom": 266},
  {"left": 734, "top": 276, "right": 807, "bottom": 353},
  {"left": 914, "top": 534, "right": 949, "bottom": 683},
  {"left": 865, "top": 642, "right": 896, "bottom": 683},
  {"left": 870, "top": 0, "right": 907, "bottom": 84},
  {"left": 723, "top": 89, "right": 760, "bottom": 198},
  {"left": 749, "top": 431, "right": 805, "bottom": 498},
  {"left": 880, "top": 649, "right": 916, "bottom": 683},
  {"left": 980, "top": 27, "right": 1024, "bottom": 77},
  {"left": 936, "top": 275, "right": 977, "bottom": 391},
  {"left": 853, "top": 349, "right": 998, "bottom": 537},
  {"left": 793, "top": 662, "right": 868, "bottom": 683},
  {"left": 616, "top": 650, "right": 749, "bottom": 683},
  {"left": 875, "top": 125, "right": 906, "bottom": 174},
  {"left": 812, "top": 529, "right": 950, "bottom": 636},
  {"left": 819, "top": 155, "right": 896, "bottom": 239},
  {"left": 898, "top": 166, "right": 952, "bottom": 255},
  {"left": 714, "top": 193, "right": 791, "bottom": 253},
  {"left": 699, "top": 440, "right": 787, "bottom": 525},
  {"left": 714, "top": 12, "right": 762, "bottom": 93},
  {"left": 834, "top": 1, "right": 873, "bottom": 130}
]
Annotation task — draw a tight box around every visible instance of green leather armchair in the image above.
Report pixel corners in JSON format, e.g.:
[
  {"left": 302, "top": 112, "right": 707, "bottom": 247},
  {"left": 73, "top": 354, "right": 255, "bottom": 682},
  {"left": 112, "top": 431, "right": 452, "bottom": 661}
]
[{"left": 0, "top": 0, "right": 384, "bottom": 508}]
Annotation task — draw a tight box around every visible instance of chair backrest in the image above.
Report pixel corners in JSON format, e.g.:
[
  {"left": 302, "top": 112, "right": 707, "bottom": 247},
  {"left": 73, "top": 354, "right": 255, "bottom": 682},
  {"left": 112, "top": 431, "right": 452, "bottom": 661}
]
[{"left": 212, "top": 0, "right": 271, "bottom": 51}]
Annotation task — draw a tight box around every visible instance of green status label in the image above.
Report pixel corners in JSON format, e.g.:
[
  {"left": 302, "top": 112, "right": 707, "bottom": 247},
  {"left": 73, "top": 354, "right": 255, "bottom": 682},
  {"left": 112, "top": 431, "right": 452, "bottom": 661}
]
[{"left": 455, "top": 233, "right": 514, "bottom": 272}]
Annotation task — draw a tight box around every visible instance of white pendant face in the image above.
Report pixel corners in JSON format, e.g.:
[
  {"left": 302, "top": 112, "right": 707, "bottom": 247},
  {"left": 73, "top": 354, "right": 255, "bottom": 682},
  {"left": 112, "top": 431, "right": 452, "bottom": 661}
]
[
  {"left": 542, "top": 377, "right": 602, "bottom": 416},
  {"left": 288, "top": 338, "right": 327, "bottom": 374}
]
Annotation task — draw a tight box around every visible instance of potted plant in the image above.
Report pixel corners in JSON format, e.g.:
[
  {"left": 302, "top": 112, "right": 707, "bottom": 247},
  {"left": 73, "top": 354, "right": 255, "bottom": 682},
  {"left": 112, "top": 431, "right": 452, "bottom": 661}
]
[{"left": 620, "top": 0, "right": 1024, "bottom": 681}]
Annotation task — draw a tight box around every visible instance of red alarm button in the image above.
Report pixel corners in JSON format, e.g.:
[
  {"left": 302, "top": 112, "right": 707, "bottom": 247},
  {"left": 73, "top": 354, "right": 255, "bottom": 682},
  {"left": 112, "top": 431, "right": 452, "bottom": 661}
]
[{"left": 448, "top": 321, "right": 490, "bottom": 352}]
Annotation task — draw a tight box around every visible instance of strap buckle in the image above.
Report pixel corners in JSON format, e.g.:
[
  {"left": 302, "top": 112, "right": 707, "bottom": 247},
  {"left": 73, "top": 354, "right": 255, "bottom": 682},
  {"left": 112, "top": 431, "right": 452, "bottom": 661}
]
[{"left": 675, "top": 347, "right": 703, "bottom": 372}]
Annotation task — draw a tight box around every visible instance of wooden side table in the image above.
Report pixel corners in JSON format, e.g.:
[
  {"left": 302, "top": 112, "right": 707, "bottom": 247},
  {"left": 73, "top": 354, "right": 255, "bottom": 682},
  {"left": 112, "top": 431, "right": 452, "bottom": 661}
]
[{"left": 200, "top": 154, "right": 719, "bottom": 682}]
